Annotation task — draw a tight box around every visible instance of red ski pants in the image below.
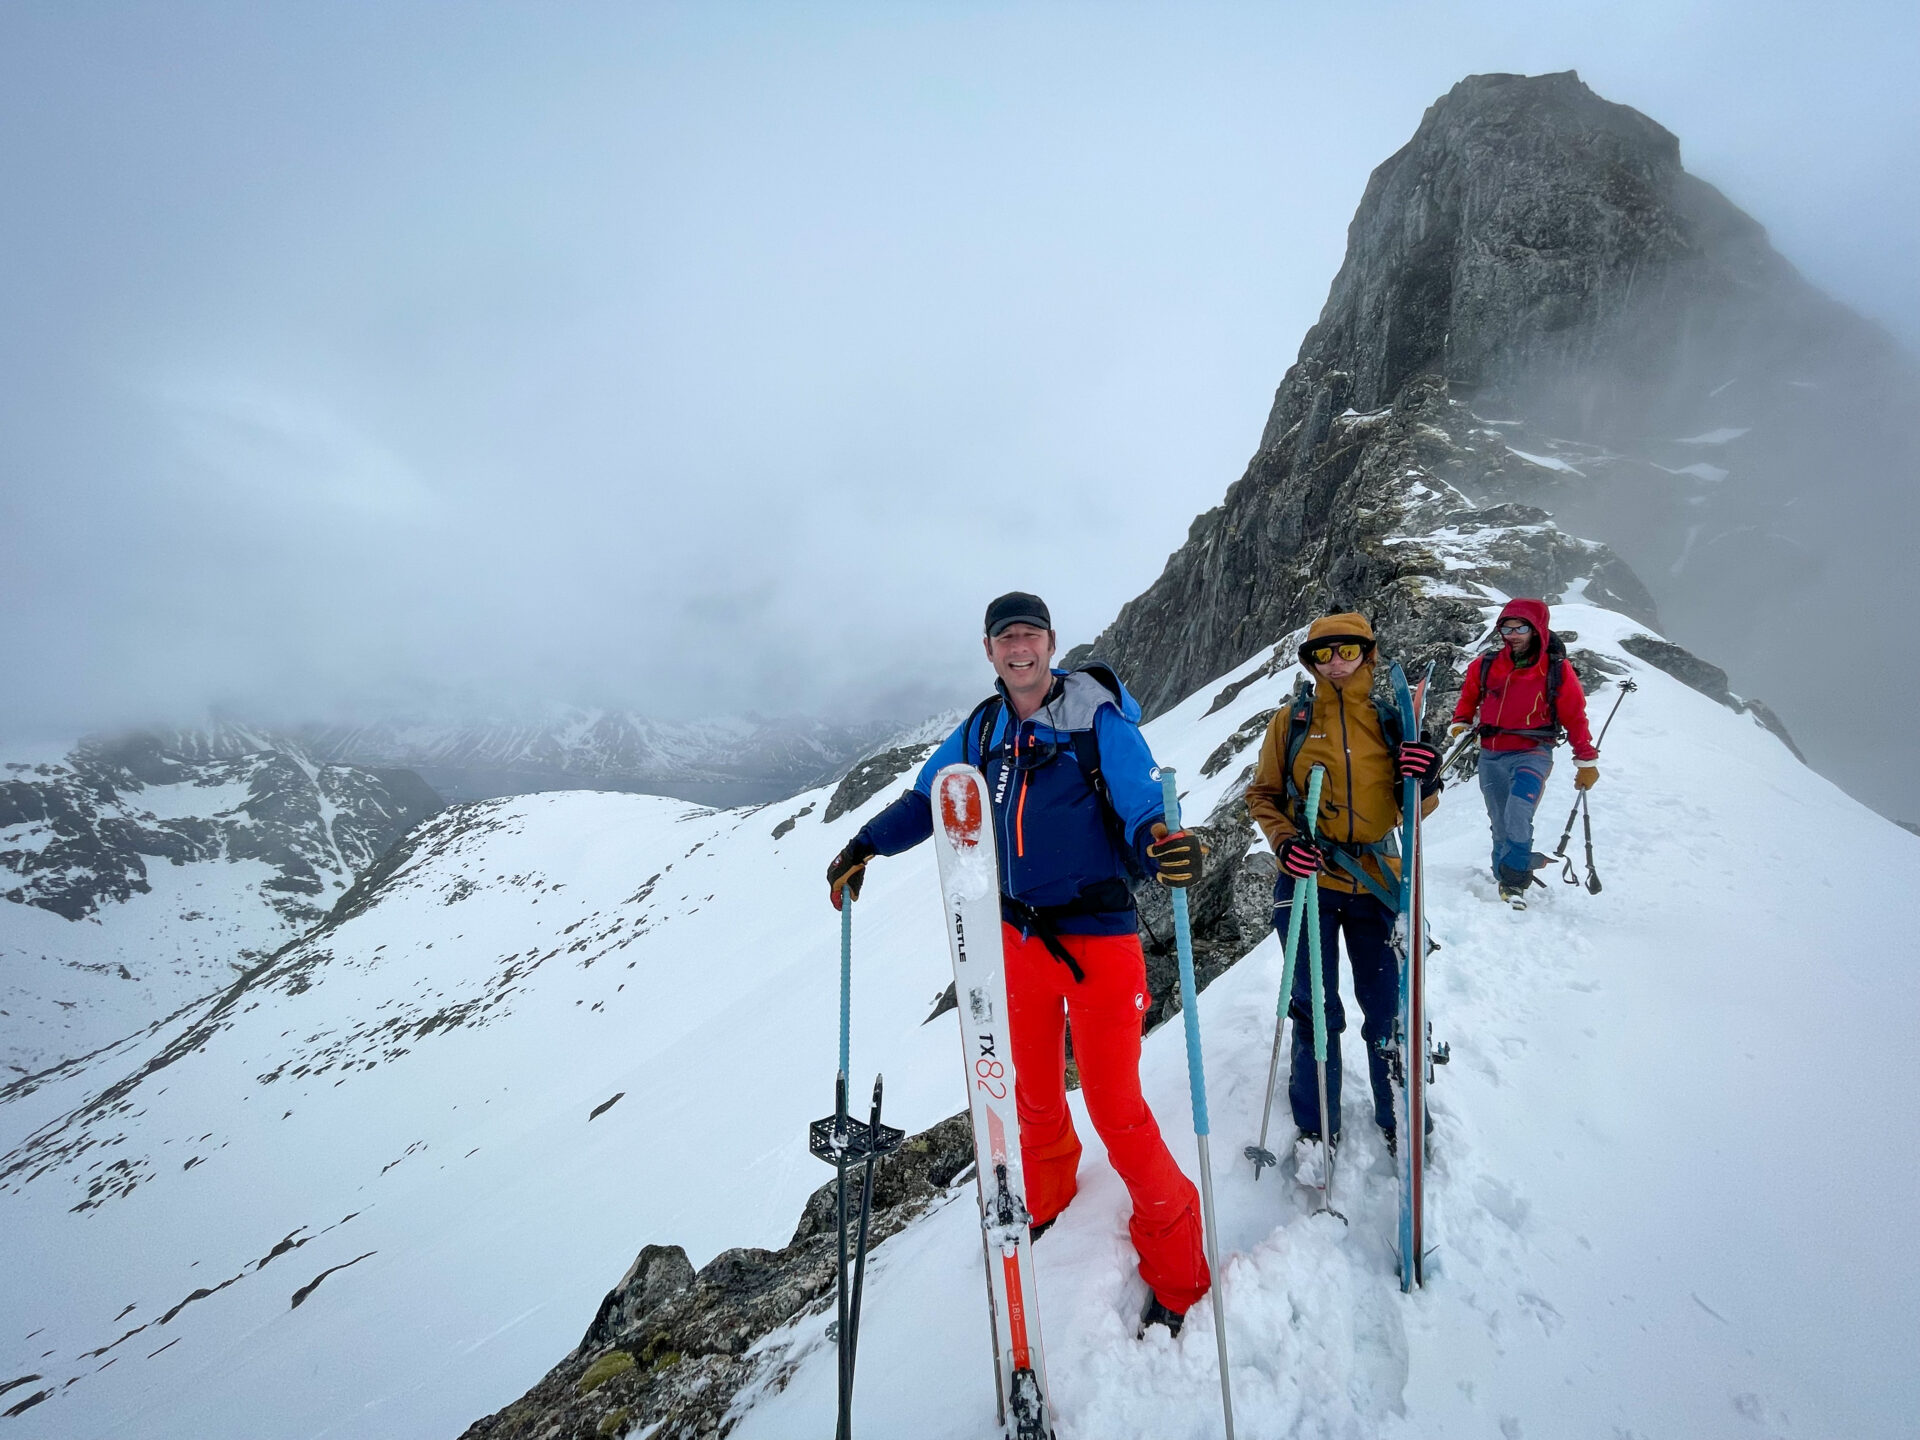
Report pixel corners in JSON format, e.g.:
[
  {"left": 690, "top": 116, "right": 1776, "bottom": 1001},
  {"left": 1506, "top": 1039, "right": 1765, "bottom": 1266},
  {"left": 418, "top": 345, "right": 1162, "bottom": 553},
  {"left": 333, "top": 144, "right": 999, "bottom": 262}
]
[{"left": 1002, "top": 923, "right": 1210, "bottom": 1312}]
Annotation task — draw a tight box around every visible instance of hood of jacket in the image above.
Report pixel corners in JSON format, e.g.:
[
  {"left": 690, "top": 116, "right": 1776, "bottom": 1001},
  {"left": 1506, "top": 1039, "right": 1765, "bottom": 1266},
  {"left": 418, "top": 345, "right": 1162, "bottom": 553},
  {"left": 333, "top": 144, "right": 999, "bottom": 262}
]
[
  {"left": 1298, "top": 611, "right": 1377, "bottom": 701},
  {"left": 1497, "top": 597, "right": 1553, "bottom": 649},
  {"left": 999, "top": 664, "right": 1141, "bottom": 735}
]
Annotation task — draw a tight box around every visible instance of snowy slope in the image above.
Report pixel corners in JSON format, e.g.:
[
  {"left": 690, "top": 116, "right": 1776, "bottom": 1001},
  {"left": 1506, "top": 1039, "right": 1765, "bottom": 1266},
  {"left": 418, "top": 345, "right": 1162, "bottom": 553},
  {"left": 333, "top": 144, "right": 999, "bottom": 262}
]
[{"left": 3, "top": 606, "right": 1915, "bottom": 1438}]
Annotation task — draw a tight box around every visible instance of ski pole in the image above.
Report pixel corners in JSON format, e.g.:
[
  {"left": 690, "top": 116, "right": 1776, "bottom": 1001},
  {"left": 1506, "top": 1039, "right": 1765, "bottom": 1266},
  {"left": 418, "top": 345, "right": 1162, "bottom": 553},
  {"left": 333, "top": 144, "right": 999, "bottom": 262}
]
[
  {"left": 1302, "top": 765, "right": 1344, "bottom": 1224},
  {"left": 844, "top": 1074, "right": 902, "bottom": 1401},
  {"left": 1157, "top": 769, "right": 1237, "bottom": 1440},
  {"left": 839, "top": 893, "right": 853, "bottom": 1081},
  {"left": 1245, "top": 766, "right": 1325, "bottom": 1178},
  {"left": 805, "top": 896, "right": 859, "bottom": 1438},
  {"left": 1551, "top": 679, "right": 1636, "bottom": 866},
  {"left": 1592, "top": 677, "right": 1639, "bottom": 748},
  {"left": 1580, "top": 795, "right": 1602, "bottom": 894},
  {"left": 832, "top": 1073, "right": 852, "bottom": 1440}
]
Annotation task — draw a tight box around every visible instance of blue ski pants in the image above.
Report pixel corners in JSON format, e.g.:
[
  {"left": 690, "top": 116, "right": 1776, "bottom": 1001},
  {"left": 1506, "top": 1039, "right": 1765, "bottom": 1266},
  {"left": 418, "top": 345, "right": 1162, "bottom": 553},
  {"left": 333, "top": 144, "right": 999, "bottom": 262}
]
[
  {"left": 1273, "top": 876, "right": 1399, "bottom": 1139},
  {"left": 1478, "top": 746, "right": 1553, "bottom": 883}
]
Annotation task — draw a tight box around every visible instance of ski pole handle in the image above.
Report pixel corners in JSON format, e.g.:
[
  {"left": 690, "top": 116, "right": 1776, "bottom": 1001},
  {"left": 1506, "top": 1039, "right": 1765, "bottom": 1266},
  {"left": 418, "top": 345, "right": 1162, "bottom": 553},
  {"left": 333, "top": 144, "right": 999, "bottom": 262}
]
[
  {"left": 839, "top": 892, "right": 853, "bottom": 1082},
  {"left": 1156, "top": 769, "right": 1211, "bottom": 1138}
]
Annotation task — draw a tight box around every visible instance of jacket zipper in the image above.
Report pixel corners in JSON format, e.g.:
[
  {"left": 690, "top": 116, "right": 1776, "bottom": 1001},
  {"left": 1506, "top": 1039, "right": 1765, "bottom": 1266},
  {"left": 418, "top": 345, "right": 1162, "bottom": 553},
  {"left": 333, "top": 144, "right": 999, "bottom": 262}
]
[
  {"left": 1336, "top": 687, "right": 1356, "bottom": 842},
  {"left": 1015, "top": 746, "right": 1029, "bottom": 858}
]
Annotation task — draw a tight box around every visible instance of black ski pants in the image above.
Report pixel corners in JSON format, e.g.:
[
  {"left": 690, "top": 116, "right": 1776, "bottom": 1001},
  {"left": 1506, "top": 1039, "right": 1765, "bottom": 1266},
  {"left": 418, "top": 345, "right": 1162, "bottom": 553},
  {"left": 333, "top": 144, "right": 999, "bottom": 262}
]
[{"left": 1274, "top": 876, "right": 1399, "bottom": 1139}]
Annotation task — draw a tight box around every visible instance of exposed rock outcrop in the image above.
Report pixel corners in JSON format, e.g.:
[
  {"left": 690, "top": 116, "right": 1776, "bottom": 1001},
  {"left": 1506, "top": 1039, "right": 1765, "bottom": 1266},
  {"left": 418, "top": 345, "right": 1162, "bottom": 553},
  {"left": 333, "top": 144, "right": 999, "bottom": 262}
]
[{"left": 457, "top": 1114, "right": 976, "bottom": 1440}]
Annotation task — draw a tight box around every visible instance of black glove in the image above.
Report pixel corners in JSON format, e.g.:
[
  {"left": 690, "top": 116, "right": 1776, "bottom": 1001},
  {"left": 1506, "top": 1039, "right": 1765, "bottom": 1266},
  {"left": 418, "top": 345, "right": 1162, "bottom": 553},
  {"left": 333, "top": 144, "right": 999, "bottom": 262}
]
[
  {"left": 827, "top": 838, "right": 876, "bottom": 910},
  {"left": 1394, "top": 740, "right": 1441, "bottom": 782},
  {"left": 1146, "top": 823, "right": 1208, "bottom": 888},
  {"left": 1276, "top": 835, "right": 1323, "bottom": 879}
]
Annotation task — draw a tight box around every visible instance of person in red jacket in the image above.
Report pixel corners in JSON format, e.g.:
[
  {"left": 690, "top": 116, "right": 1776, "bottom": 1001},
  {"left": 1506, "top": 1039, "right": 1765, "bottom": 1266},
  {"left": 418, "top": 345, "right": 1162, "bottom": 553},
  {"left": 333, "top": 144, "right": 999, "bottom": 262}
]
[{"left": 1450, "top": 598, "right": 1599, "bottom": 902}]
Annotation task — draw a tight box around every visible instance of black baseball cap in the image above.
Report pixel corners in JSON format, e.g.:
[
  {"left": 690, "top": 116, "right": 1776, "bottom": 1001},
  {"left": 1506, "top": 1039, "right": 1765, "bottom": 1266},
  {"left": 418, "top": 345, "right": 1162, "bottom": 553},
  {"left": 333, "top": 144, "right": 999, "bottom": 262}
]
[{"left": 984, "top": 591, "right": 1052, "bottom": 637}]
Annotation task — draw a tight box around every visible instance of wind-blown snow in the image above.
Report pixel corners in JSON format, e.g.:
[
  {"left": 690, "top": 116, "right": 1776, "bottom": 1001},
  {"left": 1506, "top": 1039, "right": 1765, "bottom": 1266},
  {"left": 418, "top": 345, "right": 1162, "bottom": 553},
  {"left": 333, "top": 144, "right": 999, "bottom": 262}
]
[
  {"left": 1504, "top": 446, "right": 1585, "bottom": 476},
  {"left": 2, "top": 607, "right": 1914, "bottom": 1439},
  {"left": 1654, "top": 461, "right": 1731, "bottom": 484}
]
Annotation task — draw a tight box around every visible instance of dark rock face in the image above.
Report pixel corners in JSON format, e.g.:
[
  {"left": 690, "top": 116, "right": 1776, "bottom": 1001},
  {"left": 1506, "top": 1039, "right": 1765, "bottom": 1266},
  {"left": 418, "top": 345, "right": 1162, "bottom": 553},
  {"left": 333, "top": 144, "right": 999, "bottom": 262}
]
[
  {"left": 458, "top": 1113, "right": 976, "bottom": 1440},
  {"left": 1620, "top": 634, "right": 1735, "bottom": 707},
  {"left": 1299, "top": 71, "right": 1878, "bottom": 438},
  {"left": 0, "top": 734, "right": 441, "bottom": 930},
  {"left": 822, "top": 744, "right": 936, "bottom": 824}
]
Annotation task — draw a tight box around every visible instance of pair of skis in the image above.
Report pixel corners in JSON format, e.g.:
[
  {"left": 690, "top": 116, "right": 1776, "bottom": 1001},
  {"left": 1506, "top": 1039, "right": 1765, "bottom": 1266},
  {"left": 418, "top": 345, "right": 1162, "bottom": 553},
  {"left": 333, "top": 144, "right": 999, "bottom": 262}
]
[{"left": 1388, "top": 662, "right": 1433, "bottom": 1291}]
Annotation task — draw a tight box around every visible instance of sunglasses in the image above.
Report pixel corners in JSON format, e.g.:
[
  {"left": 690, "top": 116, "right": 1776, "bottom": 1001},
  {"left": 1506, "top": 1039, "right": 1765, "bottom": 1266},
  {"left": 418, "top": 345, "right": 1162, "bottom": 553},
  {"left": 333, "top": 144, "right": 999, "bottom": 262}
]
[
  {"left": 1497, "top": 620, "right": 1533, "bottom": 635},
  {"left": 1304, "top": 641, "right": 1370, "bottom": 665}
]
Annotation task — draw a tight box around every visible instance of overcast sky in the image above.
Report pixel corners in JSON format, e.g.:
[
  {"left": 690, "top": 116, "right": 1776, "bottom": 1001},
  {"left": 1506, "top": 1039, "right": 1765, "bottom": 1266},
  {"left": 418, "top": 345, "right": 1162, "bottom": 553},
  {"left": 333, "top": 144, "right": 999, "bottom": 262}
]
[{"left": 4, "top": 1, "right": 1916, "bottom": 738}]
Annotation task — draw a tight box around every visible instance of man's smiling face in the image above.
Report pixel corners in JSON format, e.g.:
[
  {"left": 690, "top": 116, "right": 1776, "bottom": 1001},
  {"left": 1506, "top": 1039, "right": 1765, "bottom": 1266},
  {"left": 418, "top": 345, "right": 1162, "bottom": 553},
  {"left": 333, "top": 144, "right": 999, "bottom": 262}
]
[{"left": 984, "top": 622, "right": 1056, "bottom": 710}]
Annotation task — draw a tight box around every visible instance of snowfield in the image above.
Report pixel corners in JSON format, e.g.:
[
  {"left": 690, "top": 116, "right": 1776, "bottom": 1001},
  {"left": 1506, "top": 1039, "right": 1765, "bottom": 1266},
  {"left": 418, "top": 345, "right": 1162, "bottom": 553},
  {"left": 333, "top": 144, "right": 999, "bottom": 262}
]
[{"left": 2, "top": 604, "right": 1915, "bottom": 1439}]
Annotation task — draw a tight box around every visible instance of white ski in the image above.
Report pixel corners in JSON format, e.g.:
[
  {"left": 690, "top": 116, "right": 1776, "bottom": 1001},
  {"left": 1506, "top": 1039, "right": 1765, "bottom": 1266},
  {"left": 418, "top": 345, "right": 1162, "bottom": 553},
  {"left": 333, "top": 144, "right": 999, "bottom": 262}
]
[{"left": 931, "top": 763, "right": 1054, "bottom": 1440}]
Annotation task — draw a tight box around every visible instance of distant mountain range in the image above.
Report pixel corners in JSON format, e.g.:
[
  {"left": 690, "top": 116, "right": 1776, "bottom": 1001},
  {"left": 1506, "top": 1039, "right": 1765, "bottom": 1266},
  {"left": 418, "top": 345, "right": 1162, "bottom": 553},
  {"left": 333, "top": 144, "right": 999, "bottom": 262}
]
[{"left": 297, "top": 708, "right": 897, "bottom": 808}]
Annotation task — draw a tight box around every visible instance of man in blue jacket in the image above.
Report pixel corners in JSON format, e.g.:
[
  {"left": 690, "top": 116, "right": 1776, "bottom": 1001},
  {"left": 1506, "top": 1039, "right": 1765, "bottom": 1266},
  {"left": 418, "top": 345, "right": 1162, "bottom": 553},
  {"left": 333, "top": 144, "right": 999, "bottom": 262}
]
[{"left": 825, "top": 592, "right": 1210, "bottom": 1334}]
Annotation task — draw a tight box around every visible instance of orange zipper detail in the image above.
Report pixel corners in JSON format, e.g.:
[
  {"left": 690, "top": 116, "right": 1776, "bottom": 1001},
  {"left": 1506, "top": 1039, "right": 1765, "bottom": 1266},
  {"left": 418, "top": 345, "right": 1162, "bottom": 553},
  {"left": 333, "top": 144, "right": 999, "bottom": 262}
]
[{"left": 1015, "top": 764, "right": 1029, "bottom": 856}]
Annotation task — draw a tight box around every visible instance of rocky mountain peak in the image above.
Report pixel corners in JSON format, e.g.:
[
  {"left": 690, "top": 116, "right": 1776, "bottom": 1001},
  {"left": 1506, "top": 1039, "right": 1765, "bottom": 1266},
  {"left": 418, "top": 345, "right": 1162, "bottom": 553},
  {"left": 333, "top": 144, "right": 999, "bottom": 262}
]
[{"left": 1283, "top": 68, "right": 1879, "bottom": 445}]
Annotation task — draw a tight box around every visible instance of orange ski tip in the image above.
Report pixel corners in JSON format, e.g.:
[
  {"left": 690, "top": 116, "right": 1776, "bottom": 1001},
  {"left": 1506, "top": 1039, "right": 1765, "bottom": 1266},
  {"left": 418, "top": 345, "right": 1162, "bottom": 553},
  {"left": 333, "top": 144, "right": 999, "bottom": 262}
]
[{"left": 938, "top": 772, "right": 983, "bottom": 846}]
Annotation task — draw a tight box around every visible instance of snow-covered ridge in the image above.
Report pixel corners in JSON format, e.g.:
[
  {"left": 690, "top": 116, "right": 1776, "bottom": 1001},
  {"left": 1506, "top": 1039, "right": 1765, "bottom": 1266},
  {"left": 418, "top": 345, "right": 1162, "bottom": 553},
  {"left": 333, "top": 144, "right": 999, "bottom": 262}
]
[{"left": 3, "top": 596, "right": 1911, "bottom": 1440}]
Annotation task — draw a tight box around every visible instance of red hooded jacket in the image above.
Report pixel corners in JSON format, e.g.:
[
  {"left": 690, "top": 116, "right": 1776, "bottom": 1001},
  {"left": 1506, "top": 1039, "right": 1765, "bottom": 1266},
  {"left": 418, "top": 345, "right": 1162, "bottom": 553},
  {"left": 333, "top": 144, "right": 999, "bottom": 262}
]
[{"left": 1452, "top": 598, "right": 1598, "bottom": 762}]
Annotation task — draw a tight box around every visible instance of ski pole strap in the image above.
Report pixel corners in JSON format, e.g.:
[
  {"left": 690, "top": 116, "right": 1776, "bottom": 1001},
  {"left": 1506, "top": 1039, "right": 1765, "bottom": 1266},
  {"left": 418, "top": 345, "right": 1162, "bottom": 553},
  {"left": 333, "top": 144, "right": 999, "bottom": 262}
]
[
  {"left": 839, "top": 893, "right": 853, "bottom": 1081},
  {"left": 1321, "top": 842, "right": 1404, "bottom": 912}
]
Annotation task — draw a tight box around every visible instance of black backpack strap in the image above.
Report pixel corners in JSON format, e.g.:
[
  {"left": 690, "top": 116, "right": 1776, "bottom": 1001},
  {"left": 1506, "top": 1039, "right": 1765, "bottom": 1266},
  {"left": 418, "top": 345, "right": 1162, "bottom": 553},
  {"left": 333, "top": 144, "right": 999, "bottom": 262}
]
[
  {"left": 1545, "top": 633, "right": 1566, "bottom": 735},
  {"left": 964, "top": 695, "right": 1004, "bottom": 769},
  {"left": 1280, "top": 677, "right": 1315, "bottom": 825},
  {"left": 1068, "top": 725, "right": 1150, "bottom": 880}
]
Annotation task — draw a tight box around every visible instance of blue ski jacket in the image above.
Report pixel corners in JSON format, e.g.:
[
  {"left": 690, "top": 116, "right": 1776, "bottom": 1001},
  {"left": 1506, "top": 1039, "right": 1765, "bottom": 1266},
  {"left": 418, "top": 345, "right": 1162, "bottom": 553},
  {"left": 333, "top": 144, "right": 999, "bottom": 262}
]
[{"left": 855, "top": 667, "right": 1167, "bottom": 937}]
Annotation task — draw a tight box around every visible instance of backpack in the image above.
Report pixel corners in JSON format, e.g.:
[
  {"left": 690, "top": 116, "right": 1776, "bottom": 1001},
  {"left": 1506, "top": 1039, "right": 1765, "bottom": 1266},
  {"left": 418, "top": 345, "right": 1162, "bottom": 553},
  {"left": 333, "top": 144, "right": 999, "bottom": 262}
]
[
  {"left": 1472, "top": 631, "right": 1569, "bottom": 745},
  {"left": 960, "top": 661, "right": 1148, "bottom": 881}
]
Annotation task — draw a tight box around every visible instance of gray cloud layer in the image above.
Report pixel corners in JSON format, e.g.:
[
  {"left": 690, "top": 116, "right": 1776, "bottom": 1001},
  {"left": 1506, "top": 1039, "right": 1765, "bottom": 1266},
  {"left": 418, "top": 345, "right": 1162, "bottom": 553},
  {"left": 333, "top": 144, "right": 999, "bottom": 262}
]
[{"left": 4, "top": 2, "right": 1916, "bottom": 740}]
